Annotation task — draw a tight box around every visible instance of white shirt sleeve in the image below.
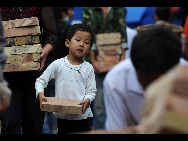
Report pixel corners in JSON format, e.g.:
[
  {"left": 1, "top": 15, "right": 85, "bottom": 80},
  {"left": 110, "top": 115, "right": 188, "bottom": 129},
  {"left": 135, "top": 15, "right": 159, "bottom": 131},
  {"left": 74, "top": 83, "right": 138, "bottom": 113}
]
[
  {"left": 35, "top": 60, "right": 57, "bottom": 98},
  {"left": 84, "top": 68, "right": 96, "bottom": 103}
]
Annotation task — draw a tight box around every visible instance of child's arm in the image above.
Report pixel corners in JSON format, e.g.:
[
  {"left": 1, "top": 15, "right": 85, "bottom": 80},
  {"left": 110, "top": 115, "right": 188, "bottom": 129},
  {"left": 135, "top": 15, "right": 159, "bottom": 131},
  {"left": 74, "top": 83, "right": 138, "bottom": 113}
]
[
  {"left": 38, "top": 92, "right": 47, "bottom": 109},
  {"left": 78, "top": 98, "right": 90, "bottom": 114},
  {"left": 35, "top": 60, "right": 57, "bottom": 99},
  {"left": 79, "top": 67, "right": 97, "bottom": 114}
]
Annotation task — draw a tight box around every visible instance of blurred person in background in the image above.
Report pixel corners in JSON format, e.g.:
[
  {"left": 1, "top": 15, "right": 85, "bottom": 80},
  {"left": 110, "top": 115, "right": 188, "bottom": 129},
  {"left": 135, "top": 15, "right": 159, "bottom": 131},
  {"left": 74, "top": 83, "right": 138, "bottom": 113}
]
[
  {"left": 0, "top": 7, "right": 58, "bottom": 134},
  {"left": 0, "top": 11, "right": 11, "bottom": 116},
  {"left": 82, "top": 7, "right": 128, "bottom": 130},
  {"left": 103, "top": 25, "right": 187, "bottom": 131}
]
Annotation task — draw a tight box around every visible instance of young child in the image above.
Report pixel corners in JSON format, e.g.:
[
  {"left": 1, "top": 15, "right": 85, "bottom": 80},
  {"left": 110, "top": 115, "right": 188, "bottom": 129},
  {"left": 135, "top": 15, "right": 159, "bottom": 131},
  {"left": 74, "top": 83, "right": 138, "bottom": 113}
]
[{"left": 35, "top": 24, "right": 96, "bottom": 134}]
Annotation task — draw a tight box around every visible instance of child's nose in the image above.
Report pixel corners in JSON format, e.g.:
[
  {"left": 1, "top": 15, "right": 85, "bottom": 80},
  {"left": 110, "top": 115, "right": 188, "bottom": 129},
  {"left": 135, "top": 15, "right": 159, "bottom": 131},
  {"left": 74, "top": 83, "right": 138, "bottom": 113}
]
[{"left": 80, "top": 41, "right": 84, "bottom": 47}]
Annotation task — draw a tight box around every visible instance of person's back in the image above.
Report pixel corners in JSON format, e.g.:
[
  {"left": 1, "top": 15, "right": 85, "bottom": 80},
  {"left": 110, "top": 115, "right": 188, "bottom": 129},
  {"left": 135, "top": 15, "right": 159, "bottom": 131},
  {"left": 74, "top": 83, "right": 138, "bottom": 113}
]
[
  {"left": 104, "top": 25, "right": 183, "bottom": 131},
  {"left": 82, "top": 7, "right": 128, "bottom": 130}
]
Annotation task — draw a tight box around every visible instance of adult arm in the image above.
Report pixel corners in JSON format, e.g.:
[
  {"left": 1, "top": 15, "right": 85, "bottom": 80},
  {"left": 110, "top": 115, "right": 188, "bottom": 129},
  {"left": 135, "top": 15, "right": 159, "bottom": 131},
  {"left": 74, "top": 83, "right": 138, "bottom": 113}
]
[{"left": 39, "top": 7, "right": 58, "bottom": 71}]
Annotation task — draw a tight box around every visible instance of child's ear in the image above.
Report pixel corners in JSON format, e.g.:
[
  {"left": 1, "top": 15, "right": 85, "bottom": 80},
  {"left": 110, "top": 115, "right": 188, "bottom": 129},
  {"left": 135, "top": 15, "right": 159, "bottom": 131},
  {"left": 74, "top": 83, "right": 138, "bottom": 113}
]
[{"left": 65, "top": 39, "right": 70, "bottom": 48}]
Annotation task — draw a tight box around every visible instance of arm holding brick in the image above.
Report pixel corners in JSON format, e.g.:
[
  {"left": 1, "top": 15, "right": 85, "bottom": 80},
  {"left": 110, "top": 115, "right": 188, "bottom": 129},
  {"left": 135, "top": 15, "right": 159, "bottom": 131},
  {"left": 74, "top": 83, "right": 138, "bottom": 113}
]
[
  {"left": 35, "top": 61, "right": 57, "bottom": 99},
  {"left": 84, "top": 68, "right": 97, "bottom": 102},
  {"left": 79, "top": 67, "right": 96, "bottom": 113}
]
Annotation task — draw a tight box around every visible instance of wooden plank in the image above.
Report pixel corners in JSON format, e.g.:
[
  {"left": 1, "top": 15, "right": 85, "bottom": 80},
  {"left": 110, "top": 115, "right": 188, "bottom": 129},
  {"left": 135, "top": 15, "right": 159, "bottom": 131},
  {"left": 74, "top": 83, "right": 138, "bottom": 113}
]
[
  {"left": 6, "top": 54, "right": 40, "bottom": 63},
  {"left": 3, "top": 62, "right": 40, "bottom": 72},
  {"left": 5, "top": 35, "right": 40, "bottom": 46},
  {"left": 41, "top": 97, "right": 82, "bottom": 114},
  {"left": 4, "top": 44, "right": 42, "bottom": 55},
  {"left": 4, "top": 26, "right": 41, "bottom": 37},
  {"left": 2, "top": 17, "right": 39, "bottom": 29}
]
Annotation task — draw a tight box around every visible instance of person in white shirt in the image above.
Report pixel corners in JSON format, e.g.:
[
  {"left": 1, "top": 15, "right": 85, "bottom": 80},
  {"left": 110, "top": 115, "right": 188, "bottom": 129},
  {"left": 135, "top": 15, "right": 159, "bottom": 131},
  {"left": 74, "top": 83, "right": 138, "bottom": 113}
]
[
  {"left": 125, "top": 26, "right": 137, "bottom": 59},
  {"left": 35, "top": 24, "right": 97, "bottom": 134},
  {"left": 103, "top": 25, "right": 187, "bottom": 131}
]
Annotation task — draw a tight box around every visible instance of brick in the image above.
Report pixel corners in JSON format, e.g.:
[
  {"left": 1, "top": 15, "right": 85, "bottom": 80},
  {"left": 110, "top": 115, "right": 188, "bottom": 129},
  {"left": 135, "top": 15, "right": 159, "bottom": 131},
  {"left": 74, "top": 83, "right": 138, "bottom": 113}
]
[
  {"left": 3, "top": 62, "right": 40, "bottom": 72},
  {"left": 138, "top": 65, "right": 188, "bottom": 134},
  {"left": 95, "top": 33, "right": 122, "bottom": 73},
  {"left": 98, "top": 44, "right": 122, "bottom": 56},
  {"left": 96, "top": 32, "right": 121, "bottom": 46},
  {"left": 4, "top": 44, "right": 42, "bottom": 56},
  {"left": 6, "top": 54, "right": 40, "bottom": 63},
  {"left": 96, "top": 55, "right": 120, "bottom": 73},
  {"left": 2, "top": 17, "right": 39, "bottom": 29},
  {"left": 5, "top": 35, "right": 40, "bottom": 46},
  {"left": 4, "top": 26, "right": 41, "bottom": 37},
  {"left": 41, "top": 97, "right": 82, "bottom": 114}
]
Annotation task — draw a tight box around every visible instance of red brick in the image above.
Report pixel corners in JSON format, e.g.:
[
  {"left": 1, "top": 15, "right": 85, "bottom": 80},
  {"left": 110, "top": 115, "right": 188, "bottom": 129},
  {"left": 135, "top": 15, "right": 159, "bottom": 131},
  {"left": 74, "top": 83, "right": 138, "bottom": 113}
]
[
  {"left": 4, "top": 26, "right": 41, "bottom": 37},
  {"left": 2, "top": 17, "right": 39, "bottom": 29}
]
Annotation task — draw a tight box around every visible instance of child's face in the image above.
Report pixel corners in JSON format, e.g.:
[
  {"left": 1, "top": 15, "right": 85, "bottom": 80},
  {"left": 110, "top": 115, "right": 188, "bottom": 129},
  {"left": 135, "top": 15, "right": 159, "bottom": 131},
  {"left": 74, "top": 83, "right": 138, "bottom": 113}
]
[{"left": 65, "top": 31, "right": 92, "bottom": 58}]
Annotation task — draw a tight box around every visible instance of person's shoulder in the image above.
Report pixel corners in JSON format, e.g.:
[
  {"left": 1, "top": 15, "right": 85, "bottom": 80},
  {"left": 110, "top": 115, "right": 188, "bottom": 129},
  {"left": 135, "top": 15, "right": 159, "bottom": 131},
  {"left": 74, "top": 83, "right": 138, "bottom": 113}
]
[
  {"left": 105, "top": 58, "right": 133, "bottom": 79},
  {"left": 51, "top": 58, "right": 65, "bottom": 65},
  {"left": 111, "top": 58, "right": 133, "bottom": 72},
  {"left": 83, "top": 61, "right": 94, "bottom": 69}
]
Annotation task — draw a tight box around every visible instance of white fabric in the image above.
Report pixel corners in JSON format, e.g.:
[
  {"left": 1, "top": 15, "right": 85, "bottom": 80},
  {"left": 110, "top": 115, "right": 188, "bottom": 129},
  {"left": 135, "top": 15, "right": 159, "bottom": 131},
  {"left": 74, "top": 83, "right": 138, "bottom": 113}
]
[
  {"left": 103, "top": 58, "right": 188, "bottom": 131},
  {"left": 35, "top": 56, "right": 97, "bottom": 120},
  {"left": 125, "top": 27, "right": 137, "bottom": 59}
]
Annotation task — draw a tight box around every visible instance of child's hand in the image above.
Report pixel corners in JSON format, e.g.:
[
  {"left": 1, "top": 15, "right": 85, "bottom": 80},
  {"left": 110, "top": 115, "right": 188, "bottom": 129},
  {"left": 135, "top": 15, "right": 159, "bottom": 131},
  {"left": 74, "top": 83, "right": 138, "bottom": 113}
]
[
  {"left": 38, "top": 92, "right": 47, "bottom": 109},
  {"left": 79, "top": 98, "right": 90, "bottom": 114}
]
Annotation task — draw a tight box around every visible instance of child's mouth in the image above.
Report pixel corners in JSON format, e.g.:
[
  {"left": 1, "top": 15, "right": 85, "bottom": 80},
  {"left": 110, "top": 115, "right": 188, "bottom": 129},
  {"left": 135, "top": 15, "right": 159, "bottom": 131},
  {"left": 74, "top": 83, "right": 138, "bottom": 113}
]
[{"left": 77, "top": 49, "right": 83, "bottom": 53}]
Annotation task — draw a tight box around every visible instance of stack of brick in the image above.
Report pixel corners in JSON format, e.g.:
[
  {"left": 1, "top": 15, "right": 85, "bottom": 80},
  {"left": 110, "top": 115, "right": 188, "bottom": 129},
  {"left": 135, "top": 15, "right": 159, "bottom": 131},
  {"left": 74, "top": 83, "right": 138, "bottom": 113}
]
[
  {"left": 2, "top": 17, "right": 42, "bottom": 72},
  {"left": 137, "top": 65, "right": 188, "bottom": 134},
  {"left": 95, "top": 32, "right": 122, "bottom": 73}
]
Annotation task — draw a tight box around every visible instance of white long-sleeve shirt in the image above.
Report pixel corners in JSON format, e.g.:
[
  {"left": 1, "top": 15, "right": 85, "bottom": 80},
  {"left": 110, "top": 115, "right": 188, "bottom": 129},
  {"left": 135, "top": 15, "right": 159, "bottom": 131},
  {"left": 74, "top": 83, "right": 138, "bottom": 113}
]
[{"left": 35, "top": 56, "right": 97, "bottom": 120}]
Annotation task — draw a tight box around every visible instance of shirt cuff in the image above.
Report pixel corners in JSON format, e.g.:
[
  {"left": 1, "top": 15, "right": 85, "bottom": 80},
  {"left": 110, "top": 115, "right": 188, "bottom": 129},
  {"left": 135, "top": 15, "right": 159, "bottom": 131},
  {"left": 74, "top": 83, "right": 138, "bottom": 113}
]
[
  {"left": 45, "top": 41, "right": 56, "bottom": 49},
  {"left": 84, "top": 92, "right": 96, "bottom": 104},
  {"left": 121, "top": 42, "right": 128, "bottom": 49},
  {"left": 36, "top": 89, "right": 44, "bottom": 98}
]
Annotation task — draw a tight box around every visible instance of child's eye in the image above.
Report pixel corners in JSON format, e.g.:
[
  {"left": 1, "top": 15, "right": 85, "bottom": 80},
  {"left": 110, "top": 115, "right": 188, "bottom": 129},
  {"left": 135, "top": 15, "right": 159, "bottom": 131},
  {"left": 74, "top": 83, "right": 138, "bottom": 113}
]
[
  {"left": 85, "top": 42, "right": 89, "bottom": 44},
  {"left": 75, "top": 39, "right": 80, "bottom": 41}
]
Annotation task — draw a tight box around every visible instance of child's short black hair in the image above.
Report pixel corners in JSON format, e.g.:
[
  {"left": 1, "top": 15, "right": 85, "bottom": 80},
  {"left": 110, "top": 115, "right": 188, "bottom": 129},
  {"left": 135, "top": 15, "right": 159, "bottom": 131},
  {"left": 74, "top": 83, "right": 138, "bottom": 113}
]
[
  {"left": 131, "top": 25, "right": 181, "bottom": 74},
  {"left": 67, "top": 23, "right": 95, "bottom": 48},
  {"left": 154, "top": 7, "right": 171, "bottom": 21}
]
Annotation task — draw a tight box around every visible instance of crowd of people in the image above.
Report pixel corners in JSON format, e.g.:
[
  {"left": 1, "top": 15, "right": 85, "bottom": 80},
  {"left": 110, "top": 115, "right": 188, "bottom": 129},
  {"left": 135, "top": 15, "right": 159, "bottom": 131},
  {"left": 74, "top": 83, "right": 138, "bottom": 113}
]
[{"left": 0, "top": 7, "right": 188, "bottom": 134}]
